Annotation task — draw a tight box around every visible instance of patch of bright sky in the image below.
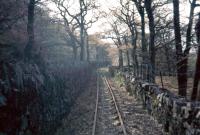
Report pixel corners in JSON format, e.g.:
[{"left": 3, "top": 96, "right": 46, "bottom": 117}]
[
  {"left": 89, "top": 0, "right": 200, "bottom": 34},
  {"left": 87, "top": 0, "right": 121, "bottom": 34},
  {"left": 47, "top": 0, "right": 200, "bottom": 35},
  {"left": 47, "top": 0, "right": 120, "bottom": 34}
]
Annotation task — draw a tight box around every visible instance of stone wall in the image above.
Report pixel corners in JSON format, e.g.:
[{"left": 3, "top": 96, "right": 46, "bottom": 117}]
[
  {"left": 0, "top": 61, "right": 95, "bottom": 135},
  {"left": 110, "top": 67, "right": 200, "bottom": 135}
]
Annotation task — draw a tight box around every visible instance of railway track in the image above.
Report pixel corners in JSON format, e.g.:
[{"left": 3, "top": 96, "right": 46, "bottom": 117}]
[{"left": 92, "top": 74, "right": 128, "bottom": 135}]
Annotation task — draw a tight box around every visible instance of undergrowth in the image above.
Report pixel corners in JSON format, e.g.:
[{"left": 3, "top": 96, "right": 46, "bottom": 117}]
[{"left": 114, "top": 72, "right": 125, "bottom": 87}]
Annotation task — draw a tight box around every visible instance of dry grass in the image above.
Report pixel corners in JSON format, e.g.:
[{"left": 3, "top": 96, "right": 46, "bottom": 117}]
[{"left": 155, "top": 76, "right": 194, "bottom": 99}]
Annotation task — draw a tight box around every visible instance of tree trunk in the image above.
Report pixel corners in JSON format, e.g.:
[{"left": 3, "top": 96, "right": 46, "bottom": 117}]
[
  {"left": 24, "top": 0, "right": 35, "bottom": 60},
  {"left": 124, "top": 36, "right": 130, "bottom": 67},
  {"left": 80, "top": 0, "right": 85, "bottom": 61},
  {"left": 178, "top": 58, "right": 188, "bottom": 96},
  {"left": 191, "top": 44, "right": 200, "bottom": 100},
  {"left": 73, "top": 46, "right": 77, "bottom": 60},
  {"left": 164, "top": 46, "right": 172, "bottom": 75},
  {"left": 184, "top": 0, "right": 197, "bottom": 99},
  {"left": 80, "top": 43, "right": 84, "bottom": 61},
  {"left": 173, "top": 0, "right": 187, "bottom": 96},
  {"left": 126, "top": 49, "right": 130, "bottom": 67},
  {"left": 131, "top": 31, "right": 139, "bottom": 75},
  {"left": 133, "top": 1, "right": 147, "bottom": 63},
  {"left": 185, "top": 0, "right": 196, "bottom": 55},
  {"left": 86, "top": 34, "right": 90, "bottom": 62},
  {"left": 141, "top": 11, "right": 147, "bottom": 63},
  {"left": 145, "top": 0, "right": 155, "bottom": 82},
  {"left": 118, "top": 49, "right": 123, "bottom": 68}
]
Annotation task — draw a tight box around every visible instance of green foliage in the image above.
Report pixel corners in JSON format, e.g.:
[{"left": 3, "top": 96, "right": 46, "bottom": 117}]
[{"left": 114, "top": 72, "right": 125, "bottom": 87}]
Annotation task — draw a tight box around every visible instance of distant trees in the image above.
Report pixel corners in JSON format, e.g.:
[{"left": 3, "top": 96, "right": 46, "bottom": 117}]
[
  {"left": 108, "top": 0, "right": 200, "bottom": 98},
  {"left": 124, "top": 35, "right": 131, "bottom": 67},
  {"left": 132, "top": 0, "right": 147, "bottom": 62},
  {"left": 0, "top": 0, "right": 101, "bottom": 62},
  {"left": 1, "top": 0, "right": 200, "bottom": 100},
  {"left": 53, "top": 0, "right": 99, "bottom": 61},
  {"left": 53, "top": 0, "right": 80, "bottom": 60},
  {"left": 109, "top": 20, "right": 125, "bottom": 68},
  {"left": 154, "top": 10, "right": 175, "bottom": 75},
  {"left": 118, "top": 0, "right": 139, "bottom": 71},
  {"left": 115, "top": 0, "right": 167, "bottom": 81}
]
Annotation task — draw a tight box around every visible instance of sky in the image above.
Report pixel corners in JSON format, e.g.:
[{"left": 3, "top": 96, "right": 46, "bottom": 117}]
[
  {"left": 47, "top": 0, "right": 200, "bottom": 35},
  {"left": 47, "top": 0, "right": 120, "bottom": 34}
]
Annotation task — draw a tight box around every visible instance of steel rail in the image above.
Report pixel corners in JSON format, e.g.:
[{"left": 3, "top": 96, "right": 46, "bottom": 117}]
[
  {"left": 92, "top": 73, "right": 99, "bottom": 135},
  {"left": 103, "top": 77, "right": 128, "bottom": 135}
]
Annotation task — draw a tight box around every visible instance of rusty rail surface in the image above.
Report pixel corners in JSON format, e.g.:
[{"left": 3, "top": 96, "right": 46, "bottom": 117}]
[
  {"left": 92, "top": 73, "right": 99, "bottom": 135},
  {"left": 92, "top": 75, "right": 127, "bottom": 135},
  {"left": 104, "top": 77, "right": 127, "bottom": 135}
]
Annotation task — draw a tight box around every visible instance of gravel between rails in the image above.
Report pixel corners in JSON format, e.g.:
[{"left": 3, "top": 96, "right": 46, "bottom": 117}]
[{"left": 95, "top": 77, "right": 125, "bottom": 135}]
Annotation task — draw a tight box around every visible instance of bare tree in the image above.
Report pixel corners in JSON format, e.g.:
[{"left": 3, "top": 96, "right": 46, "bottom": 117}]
[
  {"left": 109, "top": 20, "right": 126, "bottom": 68},
  {"left": 191, "top": 13, "right": 200, "bottom": 100},
  {"left": 123, "top": 35, "right": 131, "bottom": 67},
  {"left": 144, "top": 0, "right": 155, "bottom": 82},
  {"left": 115, "top": 0, "right": 139, "bottom": 73},
  {"left": 132, "top": 0, "right": 147, "bottom": 62},
  {"left": 172, "top": 0, "right": 198, "bottom": 96},
  {"left": 53, "top": 0, "right": 98, "bottom": 61},
  {"left": 78, "top": 0, "right": 99, "bottom": 61}
]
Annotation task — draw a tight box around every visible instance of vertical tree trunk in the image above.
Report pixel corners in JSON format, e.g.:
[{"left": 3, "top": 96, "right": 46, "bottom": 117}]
[
  {"left": 185, "top": 0, "right": 196, "bottom": 54},
  {"left": 86, "top": 34, "right": 90, "bottom": 62},
  {"left": 191, "top": 12, "right": 200, "bottom": 100},
  {"left": 73, "top": 46, "right": 77, "bottom": 60},
  {"left": 173, "top": 0, "right": 187, "bottom": 96},
  {"left": 124, "top": 36, "right": 130, "bottom": 67},
  {"left": 118, "top": 49, "right": 123, "bottom": 68},
  {"left": 164, "top": 46, "right": 172, "bottom": 75},
  {"left": 24, "top": 0, "right": 35, "bottom": 59},
  {"left": 80, "top": 0, "right": 85, "bottom": 61},
  {"left": 141, "top": 11, "right": 147, "bottom": 63},
  {"left": 126, "top": 49, "right": 130, "bottom": 67},
  {"left": 132, "top": 30, "right": 139, "bottom": 75},
  {"left": 80, "top": 29, "right": 84, "bottom": 61},
  {"left": 145, "top": 0, "right": 155, "bottom": 82},
  {"left": 133, "top": 1, "right": 147, "bottom": 63},
  {"left": 185, "top": 0, "right": 197, "bottom": 99},
  {"left": 191, "top": 44, "right": 200, "bottom": 100}
]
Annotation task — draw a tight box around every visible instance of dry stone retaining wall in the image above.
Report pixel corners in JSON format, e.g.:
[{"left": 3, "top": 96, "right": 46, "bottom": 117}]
[
  {"left": 110, "top": 67, "right": 200, "bottom": 135},
  {"left": 0, "top": 61, "right": 94, "bottom": 135}
]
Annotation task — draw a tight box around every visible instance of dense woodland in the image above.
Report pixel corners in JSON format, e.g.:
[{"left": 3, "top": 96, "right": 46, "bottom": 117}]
[
  {"left": 0, "top": 0, "right": 200, "bottom": 135},
  {"left": 105, "top": 0, "right": 200, "bottom": 100}
]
